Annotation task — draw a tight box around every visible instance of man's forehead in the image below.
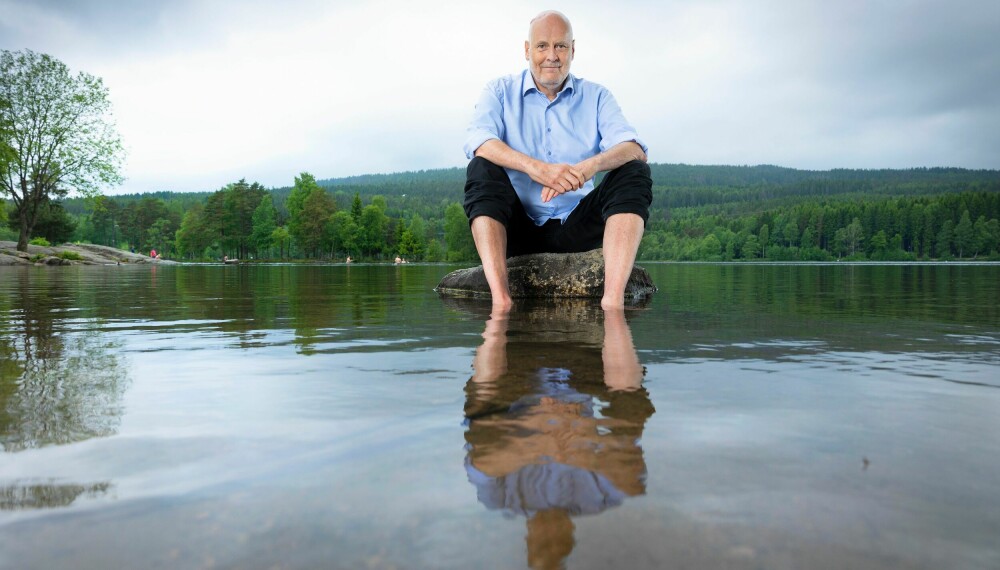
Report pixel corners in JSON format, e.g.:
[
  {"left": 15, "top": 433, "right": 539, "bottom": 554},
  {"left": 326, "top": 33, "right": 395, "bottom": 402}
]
[{"left": 528, "top": 13, "right": 573, "bottom": 41}]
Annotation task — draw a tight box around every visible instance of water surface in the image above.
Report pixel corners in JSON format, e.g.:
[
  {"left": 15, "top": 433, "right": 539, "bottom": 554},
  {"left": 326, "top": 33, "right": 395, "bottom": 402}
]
[{"left": 1, "top": 263, "right": 998, "bottom": 569}]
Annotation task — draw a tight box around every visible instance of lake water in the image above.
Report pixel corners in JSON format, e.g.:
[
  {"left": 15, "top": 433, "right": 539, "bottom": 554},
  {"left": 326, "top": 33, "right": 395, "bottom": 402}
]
[{"left": 1, "top": 263, "right": 998, "bottom": 569}]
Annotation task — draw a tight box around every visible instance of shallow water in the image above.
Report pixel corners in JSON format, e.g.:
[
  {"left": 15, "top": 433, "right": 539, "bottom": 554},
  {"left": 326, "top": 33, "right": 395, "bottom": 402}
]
[{"left": 1, "top": 263, "right": 998, "bottom": 569}]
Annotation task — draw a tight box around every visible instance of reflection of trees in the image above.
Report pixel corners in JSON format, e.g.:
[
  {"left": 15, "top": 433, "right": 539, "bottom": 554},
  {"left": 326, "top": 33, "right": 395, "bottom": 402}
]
[
  {"left": 0, "top": 270, "right": 129, "bottom": 452},
  {"left": 0, "top": 481, "right": 112, "bottom": 510},
  {"left": 462, "top": 302, "right": 654, "bottom": 569}
]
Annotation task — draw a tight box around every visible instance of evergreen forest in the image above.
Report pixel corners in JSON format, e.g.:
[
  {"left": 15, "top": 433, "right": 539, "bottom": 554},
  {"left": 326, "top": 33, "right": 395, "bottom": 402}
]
[{"left": 5, "top": 164, "right": 999, "bottom": 263}]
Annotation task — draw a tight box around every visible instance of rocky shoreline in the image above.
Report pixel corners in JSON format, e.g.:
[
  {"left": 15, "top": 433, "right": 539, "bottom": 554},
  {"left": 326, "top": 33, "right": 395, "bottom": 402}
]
[{"left": 0, "top": 241, "right": 177, "bottom": 266}]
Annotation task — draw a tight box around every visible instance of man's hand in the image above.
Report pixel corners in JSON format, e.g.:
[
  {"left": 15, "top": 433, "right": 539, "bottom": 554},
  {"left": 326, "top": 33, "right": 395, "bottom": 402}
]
[
  {"left": 531, "top": 162, "right": 586, "bottom": 203},
  {"left": 474, "top": 138, "right": 644, "bottom": 203},
  {"left": 539, "top": 158, "right": 597, "bottom": 203}
]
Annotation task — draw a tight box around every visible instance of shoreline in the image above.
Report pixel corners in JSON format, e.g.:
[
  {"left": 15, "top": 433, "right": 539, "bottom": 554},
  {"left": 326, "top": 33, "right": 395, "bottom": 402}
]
[{"left": 0, "top": 241, "right": 176, "bottom": 266}]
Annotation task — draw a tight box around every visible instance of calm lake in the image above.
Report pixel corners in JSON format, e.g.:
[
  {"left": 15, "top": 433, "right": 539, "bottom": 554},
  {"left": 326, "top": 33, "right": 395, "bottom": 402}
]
[{"left": 1, "top": 263, "right": 998, "bottom": 569}]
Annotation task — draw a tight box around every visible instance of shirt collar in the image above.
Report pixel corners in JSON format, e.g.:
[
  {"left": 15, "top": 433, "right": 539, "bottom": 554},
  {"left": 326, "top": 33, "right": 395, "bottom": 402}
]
[{"left": 521, "top": 69, "right": 577, "bottom": 99}]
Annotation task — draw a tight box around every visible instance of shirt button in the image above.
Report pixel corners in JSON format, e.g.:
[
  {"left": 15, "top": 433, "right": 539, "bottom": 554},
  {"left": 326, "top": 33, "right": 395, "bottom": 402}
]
[{"left": 546, "top": 128, "right": 551, "bottom": 132}]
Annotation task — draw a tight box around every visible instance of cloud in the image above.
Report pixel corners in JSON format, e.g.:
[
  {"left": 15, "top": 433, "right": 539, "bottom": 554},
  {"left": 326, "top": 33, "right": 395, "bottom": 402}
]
[{"left": 1, "top": 0, "right": 997, "bottom": 194}]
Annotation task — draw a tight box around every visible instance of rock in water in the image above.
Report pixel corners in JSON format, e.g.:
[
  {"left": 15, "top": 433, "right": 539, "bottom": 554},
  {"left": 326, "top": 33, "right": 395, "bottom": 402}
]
[{"left": 436, "top": 249, "right": 656, "bottom": 299}]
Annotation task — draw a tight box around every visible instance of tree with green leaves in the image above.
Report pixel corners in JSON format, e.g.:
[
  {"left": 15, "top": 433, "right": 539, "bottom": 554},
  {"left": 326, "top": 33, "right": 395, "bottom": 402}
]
[
  {"left": 0, "top": 50, "right": 124, "bottom": 251},
  {"left": 328, "top": 211, "right": 358, "bottom": 258},
  {"left": 757, "top": 224, "right": 769, "bottom": 259},
  {"left": 443, "top": 202, "right": 477, "bottom": 261},
  {"left": 953, "top": 210, "right": 974, "bottom": 258},
  {"left": 297, "top": 187, "right": 335, "bottom": 257},
  {"left": 250, "top": 193, "right": 278, "bottom": 257},
  {"left": 350, "top": 192, "right": 363, "bottom": 222},
  {"left": 359, "top": 204, "right": 388, "bottom": 258},
  {"left": 741, "top": 234, "right": 759, "bottom": 259},
  {"left": 842, "top": 218, "right": 865, "bottom": 256},
  {"left": 271, "top": 226, "right": 290, "bottom": 259},
  {"left": 972, "top": 216, "right": 991, "bottom": 258},
  {"left": 86, "top": 195, "right": 121, "bottom": 247},
  {"left": 286, "top": 172, "right": 334, "bottom": 256},
  {"left": 936, "top": 219, "right": 954, "bottom": 258},
  {"left": 146, "top": 218, "right": 175, "bottom": 257},
  {"left": 217, "top": 179, "right": 266, "bottom": 259},
  {"left": 8, "top": 199, "right": 77, "bottom": 244},
  {"left": 175, "top": 203, "right": 213, "bottom": 259}
]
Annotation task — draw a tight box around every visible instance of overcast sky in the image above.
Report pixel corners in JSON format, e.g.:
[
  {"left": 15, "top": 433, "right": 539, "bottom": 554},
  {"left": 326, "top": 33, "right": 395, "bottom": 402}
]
[{"left": 2, "top": 0, "right": 998, "bottom": 194}]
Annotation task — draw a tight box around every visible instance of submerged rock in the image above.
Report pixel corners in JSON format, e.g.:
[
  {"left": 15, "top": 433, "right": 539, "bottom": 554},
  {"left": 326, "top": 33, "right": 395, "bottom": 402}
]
[{"left": 436, "top": 249, "right": 656, "bottom": 299}]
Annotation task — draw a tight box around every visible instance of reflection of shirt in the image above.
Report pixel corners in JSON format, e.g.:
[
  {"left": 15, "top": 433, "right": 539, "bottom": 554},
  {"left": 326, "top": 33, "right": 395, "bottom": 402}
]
[
  {"left": 465, "top": 457, "right": 625, "bottom": 517},
  {"left": 463, "top": 70, "right": 647, "bottom": 225}
]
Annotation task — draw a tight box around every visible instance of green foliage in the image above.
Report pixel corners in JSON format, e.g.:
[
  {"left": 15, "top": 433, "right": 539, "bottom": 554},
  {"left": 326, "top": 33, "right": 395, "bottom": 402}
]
[
  {"left": 287, "top": 172, "right": 337, "bottom": 257},
  {"left": 443, "top": 202, "right": 477, "bottom": 262},
  {"left": 83, "top": 195, "right": 121, "bottom": 246},
  {"left": 9, "top": 200, "right": 76, "bottom": 244},
  {"left": 425, "top": 239, "right": 443, "bottom": 262},
  {"left": 251, "top": 194, "right": 278, "bottom": 257},
  {"left": 0, "top": 50, "right": 124, "bottom": 251},
  {"left": 57, "top": 250, "right": 83, "bottom": 261},
  {"left": 359, "top": 204, "right": 388, "bottom": 258},
  {"left": 49, "top": 163, "right": 1000, "bottom": 263},
  {"left": 175, "top": 203, "right": 210, "bottom": 259},
  {"left": 297, "top": 187, "right": 336, "bottom": 257},
  {"left": 221, "top": 179, "right": 267, "bottom": 258},
  {"left": 271, "top": 226, "right": 290, "bottom": 259},
  {"left": 28, "top": 237, "right": 50, "bottom": 246}
]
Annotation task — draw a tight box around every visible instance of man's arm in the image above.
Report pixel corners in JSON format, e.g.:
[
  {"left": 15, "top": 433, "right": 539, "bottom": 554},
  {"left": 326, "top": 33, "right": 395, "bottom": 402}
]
[
  {"left": 475, "top": 139, "right": 587, "bottom": 194},
  {"left": 541, "top": 141, "right": 647, "bottom": 203}
]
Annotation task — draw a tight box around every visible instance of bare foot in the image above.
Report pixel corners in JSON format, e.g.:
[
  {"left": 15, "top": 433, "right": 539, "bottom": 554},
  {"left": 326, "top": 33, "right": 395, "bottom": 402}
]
[
  {"left": 601, "top": 295, "right": 624, "bottom": 311},
  {"left": 491, "top": 294, "right": 513, "bottom": 317}
]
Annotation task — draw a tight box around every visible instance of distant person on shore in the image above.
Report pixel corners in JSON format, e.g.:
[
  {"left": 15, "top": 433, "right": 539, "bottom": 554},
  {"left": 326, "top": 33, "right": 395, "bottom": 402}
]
[
  {"left": 463, "top": 10, "right": 652, "bottom": 313},
  {"left": 150, "top": 248, "right": 156, "bottom": 258},
  {"left": 346, "top": 256, "right": 353, "bottom": 263},
  {"left": 394, "top": 256, "right": 402, "bottom": 264}
]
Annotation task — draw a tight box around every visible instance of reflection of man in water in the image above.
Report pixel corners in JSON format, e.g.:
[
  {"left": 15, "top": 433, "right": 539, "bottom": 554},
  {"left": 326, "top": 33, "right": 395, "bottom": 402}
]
[{"left": 463, "top": 306, "right": 654, "bottom": 568}]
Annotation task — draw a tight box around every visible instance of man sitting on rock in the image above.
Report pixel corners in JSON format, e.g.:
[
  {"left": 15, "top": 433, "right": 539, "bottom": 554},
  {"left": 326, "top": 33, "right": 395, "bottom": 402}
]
[{"left": 463, "top": 10, "right": 652, "bottom": 313}]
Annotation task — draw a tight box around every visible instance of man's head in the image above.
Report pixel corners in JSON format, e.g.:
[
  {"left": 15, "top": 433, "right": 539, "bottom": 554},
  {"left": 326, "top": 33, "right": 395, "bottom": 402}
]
[{"left": 525, "top": 10, "right": 575, "bottom": 96}]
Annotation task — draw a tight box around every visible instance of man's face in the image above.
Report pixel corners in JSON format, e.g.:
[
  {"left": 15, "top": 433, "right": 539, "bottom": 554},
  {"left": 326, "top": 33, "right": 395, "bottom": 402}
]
[{"left": 525, "top": 15, "right": 574, "bottom": 94}]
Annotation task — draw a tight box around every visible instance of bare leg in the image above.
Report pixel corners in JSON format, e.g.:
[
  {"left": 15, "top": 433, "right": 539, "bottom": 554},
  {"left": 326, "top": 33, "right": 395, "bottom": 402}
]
[
  {"left": 471, "top": 314, "right": 509, "bottom": 387},
  {"left": 601, "top": 213, "right": 645, "bottom": 310},
  {"left": 602, "top": 308, "right": 643, "bottom": 391},
  {"left": 470, "top": 216, "right": 513, "bottom": 314}
]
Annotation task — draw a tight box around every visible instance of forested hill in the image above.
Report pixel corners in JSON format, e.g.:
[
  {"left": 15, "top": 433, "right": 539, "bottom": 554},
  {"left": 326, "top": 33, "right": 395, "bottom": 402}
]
[
  {"left": 25, "top": 163, "right": 1000, "bottom": 263},
  {"left": 61, "top": 163, "right": 999, "bottom": 215}
]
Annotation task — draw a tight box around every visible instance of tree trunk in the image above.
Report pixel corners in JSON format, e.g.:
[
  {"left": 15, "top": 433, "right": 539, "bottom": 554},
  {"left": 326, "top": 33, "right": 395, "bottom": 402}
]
[{"left": 17, "top": 213, "right": 31, "bottom": 252}]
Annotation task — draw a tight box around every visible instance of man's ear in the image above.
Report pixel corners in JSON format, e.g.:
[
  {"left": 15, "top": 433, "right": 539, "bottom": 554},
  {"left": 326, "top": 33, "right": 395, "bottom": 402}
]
[{"left": 524, "top": 40, "right": 530, "bottom": 61}]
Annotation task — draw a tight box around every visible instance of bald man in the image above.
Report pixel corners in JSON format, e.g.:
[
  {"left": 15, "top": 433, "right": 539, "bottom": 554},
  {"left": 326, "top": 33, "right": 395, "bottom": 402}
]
[{"left": 463, "top": 10, "right": 652, "bottom": 312}]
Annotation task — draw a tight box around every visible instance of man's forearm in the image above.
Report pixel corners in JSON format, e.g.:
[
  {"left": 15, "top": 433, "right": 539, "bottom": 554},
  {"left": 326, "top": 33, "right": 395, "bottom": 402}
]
[
  {"left": 474, "top": 139, "right": 540, "bottom": 175},
  {"left": 578, "top": 142, "right": 647, "bottom": 179},
  {"left": 475, "top": 138, "right": 586, "bottom": 193}
]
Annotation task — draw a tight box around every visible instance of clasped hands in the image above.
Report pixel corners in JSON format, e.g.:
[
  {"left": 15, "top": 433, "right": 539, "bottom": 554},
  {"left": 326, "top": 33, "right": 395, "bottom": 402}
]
[{"left": 531, "top": 160, "right": 596, "bottom": 203}]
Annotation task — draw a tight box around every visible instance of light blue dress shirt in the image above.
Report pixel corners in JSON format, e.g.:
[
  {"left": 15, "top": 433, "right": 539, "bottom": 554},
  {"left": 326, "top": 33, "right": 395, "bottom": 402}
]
[{"left": 464, "top": 70, "right": 648, "bottom": 226}]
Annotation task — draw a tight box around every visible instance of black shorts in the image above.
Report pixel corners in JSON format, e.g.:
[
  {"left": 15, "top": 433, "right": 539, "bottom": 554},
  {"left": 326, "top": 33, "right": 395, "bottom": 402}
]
[{"left": 463, "top": 157, "right": 653, "bottom": 257}]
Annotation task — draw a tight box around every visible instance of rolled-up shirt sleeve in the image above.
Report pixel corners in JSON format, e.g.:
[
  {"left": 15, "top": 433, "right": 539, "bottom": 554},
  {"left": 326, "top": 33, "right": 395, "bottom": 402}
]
[
  {"left": 596, "top": 90, "right": 647, "bottom": 155},
  {"left": 464, "top": 81, "right": 506, "bottom": 159}
]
